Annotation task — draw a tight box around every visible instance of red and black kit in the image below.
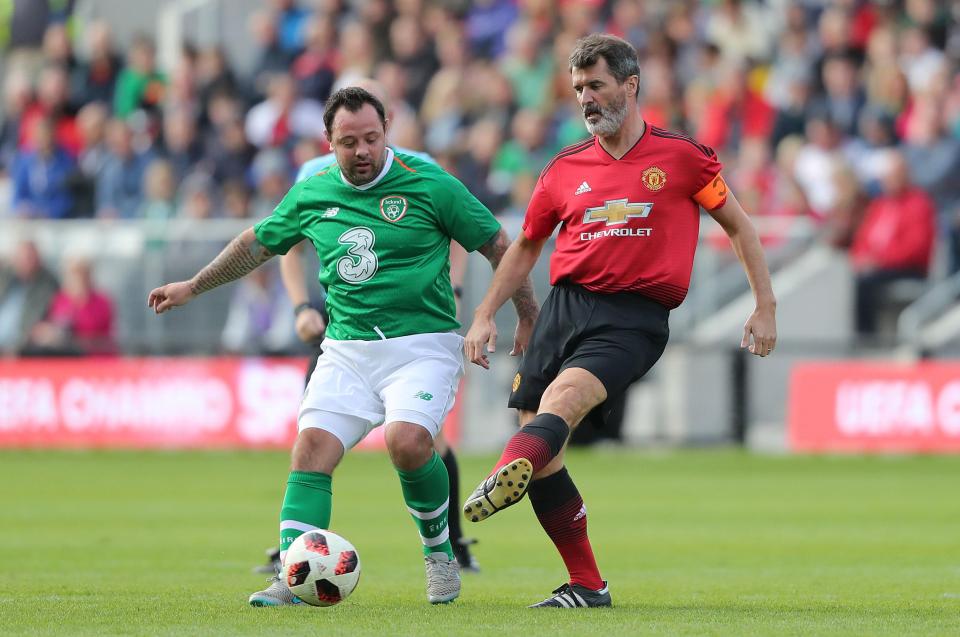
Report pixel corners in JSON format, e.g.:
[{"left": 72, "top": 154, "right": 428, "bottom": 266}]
[{"left": 511, "top": 124, "right": 728, "bottom": 417}]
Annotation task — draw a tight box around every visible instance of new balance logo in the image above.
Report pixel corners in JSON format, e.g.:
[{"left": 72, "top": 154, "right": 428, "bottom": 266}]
[
  {"left": 414, "top": 391, "right": 434, "bottom": 401},
  {"left": 574, "top": 181, "right": 592, "bottom": 195},
  {"left": 322, "top": 207, "right": 339, "bottom": 218}
]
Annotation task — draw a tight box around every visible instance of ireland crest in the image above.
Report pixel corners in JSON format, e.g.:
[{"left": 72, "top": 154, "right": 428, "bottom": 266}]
[{"left": 379, "top": 195, "right": 408, "bottom": 223}]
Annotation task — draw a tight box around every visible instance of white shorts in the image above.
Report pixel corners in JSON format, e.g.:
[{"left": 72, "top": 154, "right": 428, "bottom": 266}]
[{"left": 298, "top": 332, "right": 464, "bottom": 450}]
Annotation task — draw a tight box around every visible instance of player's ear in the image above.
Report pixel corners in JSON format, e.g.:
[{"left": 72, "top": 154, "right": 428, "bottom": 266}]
[
  {"left": 383, "top": 118, "right": 390, "bottom": 136},
  {"left": 626, "top": 74, "right": 640, "bottom": 98}
]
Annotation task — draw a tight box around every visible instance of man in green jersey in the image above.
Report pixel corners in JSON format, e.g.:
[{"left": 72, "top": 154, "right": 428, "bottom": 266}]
[
  {"left": 256, "top": 78, "right": 479, "bottom": 576},
  {"left": 148, "top": 87, "right": 539, "bottom": 605}
]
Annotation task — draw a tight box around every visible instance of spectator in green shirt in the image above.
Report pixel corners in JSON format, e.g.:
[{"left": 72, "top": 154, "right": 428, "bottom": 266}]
[
  {"left": 113, "top": 33, "right": 166, "bottom": 117},
  {"left": 492, "top": 109, "right": 554, "bottom": 178},
  {"left": 499, "top": 21, "right": 553, "bottom": 111}
]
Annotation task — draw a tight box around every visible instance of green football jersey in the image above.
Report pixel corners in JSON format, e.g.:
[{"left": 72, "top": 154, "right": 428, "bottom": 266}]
[{"left": 254, "top": 149, "right": 501, "bottom": 341}]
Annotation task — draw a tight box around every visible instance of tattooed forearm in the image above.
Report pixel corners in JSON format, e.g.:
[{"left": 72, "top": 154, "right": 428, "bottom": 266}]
[
  {"left": 510, "top": 278, "right": 539, "bottom": 322},
  {"left": 189, "top": 234, "right": 274, "bottom": 295},
  {"left": 477, "top": 230, "right": 539, "bottom": 322},
  {"left": 476, "top": 229, "right": 510, "bottom": 268}
]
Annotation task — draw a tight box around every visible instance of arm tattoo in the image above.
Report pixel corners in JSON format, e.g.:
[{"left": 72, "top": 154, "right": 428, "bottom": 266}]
[
  {"left": 510, "top": 277, "right": 539, "bottom": 323},
  {"left": 477, "top": 230, "right": 539, "bottom": 322},
  {"left": 189, "top": 236, "right": 274, "bottom": 295},
  {"left": 476, "top": 230, "right": 510, "bottom": 267}
]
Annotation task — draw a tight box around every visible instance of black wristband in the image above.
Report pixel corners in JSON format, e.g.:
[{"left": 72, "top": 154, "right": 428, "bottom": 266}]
[
  {"left": 453, "top": 285, "right": 464, "bottom": 299},
  {"left": 293, "top": 302, "right": 313, "bottom": 317}
]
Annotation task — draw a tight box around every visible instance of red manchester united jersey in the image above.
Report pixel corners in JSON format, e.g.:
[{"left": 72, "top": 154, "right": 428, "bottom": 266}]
[{"left": 522, "top": 124, "right": 728, "bottom": 308}]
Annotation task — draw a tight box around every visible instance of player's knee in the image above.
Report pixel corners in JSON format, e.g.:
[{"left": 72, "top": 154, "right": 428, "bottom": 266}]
[
  {"left": 540, "top": 381, "right": 602, "bottom": 422},
  {"left": 385, "top": 422, "right": 434, "bottom": 471},
  {"left": 291, "top": 428, "right": 344, "bottom": 473}
]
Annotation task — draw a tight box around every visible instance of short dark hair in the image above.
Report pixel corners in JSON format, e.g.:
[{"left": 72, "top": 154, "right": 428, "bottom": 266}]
[
  {"left": 323, "top": 87, "right": 387, "bottom": 137},
  {"left": 569, "top": 34, "right": 641, "bottom": 97}
]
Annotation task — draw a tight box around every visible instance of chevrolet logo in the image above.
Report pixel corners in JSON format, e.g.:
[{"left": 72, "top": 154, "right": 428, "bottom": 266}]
[{"left": 582, "top": 199, "right": 653, "bottom": 226}]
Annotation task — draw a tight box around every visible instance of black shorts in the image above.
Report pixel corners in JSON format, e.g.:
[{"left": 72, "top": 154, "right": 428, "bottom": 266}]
[{"left": 508, "top": 282, "right": 670, "bottom": 427}]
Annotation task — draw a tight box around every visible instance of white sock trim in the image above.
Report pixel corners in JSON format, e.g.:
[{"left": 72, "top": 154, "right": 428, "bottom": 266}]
[
  {"left": 420, "top": 527, "right": 450, "bottom": 547},
  {"left": 280, "top": 520, "right": 320, "bottom": 533},
  {"left": 407, "top": 498, "right": 449, "bottom": 520}
]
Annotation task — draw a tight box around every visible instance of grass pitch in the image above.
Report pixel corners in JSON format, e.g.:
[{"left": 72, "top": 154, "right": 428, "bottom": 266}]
[{"left": 1, "top": 449, "right": 958, "bottom": 636}]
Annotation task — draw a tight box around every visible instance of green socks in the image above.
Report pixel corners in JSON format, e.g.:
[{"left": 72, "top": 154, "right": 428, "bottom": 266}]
[
  {"left": 397, "top": 452, "right": 454, "bottom": 559},
  {"left": 279, "top": 471, "right": 332, "bottom": 564},
  {"left": 277, "top": 455, "right": 452, "bottom": 565}
]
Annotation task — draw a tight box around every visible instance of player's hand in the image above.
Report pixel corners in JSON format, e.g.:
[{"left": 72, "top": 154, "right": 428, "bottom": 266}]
[
  {"left": 295, "top": 308, "right": 326, "bottom": 344},
  {"left": 465, "top": 313, "right": 497, "bottom": 369},
  {"left": 510, "top": 316, "right": 535, "bottom": 356},
  {"left": 147, "top": 281, "right": 195, "bottom": 314},
  {"left": 741, "top": 306, "right": 777, "bottom": 357}
]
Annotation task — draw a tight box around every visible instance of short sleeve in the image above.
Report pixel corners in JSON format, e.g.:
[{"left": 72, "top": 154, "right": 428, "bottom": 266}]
[
  {"left": 295, "top": 154, "right": 336, "bottom": 183},
  {"left": 689, "top": 144, "right": 727, "bottom": 211},
  {"left": 430, "top": 170, "right": 501, "bottom": 251},
  {"left": 253, "top": 181, "right": 307, "bottom": 255},
  {"left": 522, "top": 171, "right": 560, "bottom": 241}
]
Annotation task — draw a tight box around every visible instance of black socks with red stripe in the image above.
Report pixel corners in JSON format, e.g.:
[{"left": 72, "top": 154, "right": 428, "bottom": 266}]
[{"left": 528, "top": 466, "right": 604, "bottom": 590}]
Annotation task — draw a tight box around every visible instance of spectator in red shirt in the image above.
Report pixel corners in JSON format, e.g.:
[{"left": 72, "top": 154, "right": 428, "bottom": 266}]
[
  {"left": 19, "top": 66, "right": 82, "bottom": 158},
  {"left": 850, "top": 150, "right": 936, "bottom": 336},
  {"left": 28, "top": 257, "right": 115, "bottom": 355},
  {"left": 696, "top": 61, "right": 775, "bottom": 153}
]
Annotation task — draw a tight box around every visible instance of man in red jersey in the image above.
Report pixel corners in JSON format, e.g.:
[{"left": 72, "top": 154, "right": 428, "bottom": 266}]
[{"left": 462, "top": 34, "right": 778, "bottom": 608}]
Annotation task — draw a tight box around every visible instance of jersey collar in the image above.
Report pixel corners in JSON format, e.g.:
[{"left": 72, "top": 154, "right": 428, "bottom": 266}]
[
  {"left": 339, "top": 147, "right": 395, "bottom": 191},
  {"left": 593, "top": 120, "right": 649, "bottom": 164}
]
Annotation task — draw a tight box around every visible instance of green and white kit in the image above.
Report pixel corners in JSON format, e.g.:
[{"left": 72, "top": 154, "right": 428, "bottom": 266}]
[
  {"left": 254, "top": 147, "right": 500, "bottom": 443},
  {"left": 257, "top": 148, "right": 501, "bottom": 573}
]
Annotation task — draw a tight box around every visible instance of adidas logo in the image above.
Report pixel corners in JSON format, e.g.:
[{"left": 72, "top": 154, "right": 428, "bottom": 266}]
[
  {"left": 574, "top": 181, "right": 592, "bottom": 196},
  {"left": 573, "top": 505, "right": 587, "bottom": 522}
]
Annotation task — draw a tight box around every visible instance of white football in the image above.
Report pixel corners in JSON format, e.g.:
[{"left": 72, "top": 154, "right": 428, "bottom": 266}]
[{"left": 282, "top": 529, "right": 361, "bottom": 606}]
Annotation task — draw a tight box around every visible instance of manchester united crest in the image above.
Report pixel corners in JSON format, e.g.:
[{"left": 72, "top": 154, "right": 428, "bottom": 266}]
[
  {"left": 641, "top": 166, "right": 667, "bottom": 191},
  {"left": 379, "top": 195, "right": 408, "bottom": 222}
]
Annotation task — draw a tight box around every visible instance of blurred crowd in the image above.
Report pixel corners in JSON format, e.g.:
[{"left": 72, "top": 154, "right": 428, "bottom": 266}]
[{"left": 1, "top": 0, "right": 959, "bottom": 353}]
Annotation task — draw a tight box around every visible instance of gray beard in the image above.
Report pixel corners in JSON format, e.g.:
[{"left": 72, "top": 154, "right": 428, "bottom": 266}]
[{"left": 585, "top": 96, "right": 628, "bottom": 137}]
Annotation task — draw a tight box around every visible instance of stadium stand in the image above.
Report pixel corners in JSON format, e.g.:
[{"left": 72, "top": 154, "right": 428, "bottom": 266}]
[{"left": 1, "top": 0, "right": 959, "bottom": 447}]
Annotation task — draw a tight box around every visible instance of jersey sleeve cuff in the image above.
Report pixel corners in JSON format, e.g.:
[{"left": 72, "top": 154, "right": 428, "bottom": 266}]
[
  {"left": 522, "top": 223, "right": 547, "bottom": 241},
  {"left": 252, "top": 222, "right": 292, "bottom": 255},
  {"left": 466, "top": 224, "right": 501, "bottom": 252}
]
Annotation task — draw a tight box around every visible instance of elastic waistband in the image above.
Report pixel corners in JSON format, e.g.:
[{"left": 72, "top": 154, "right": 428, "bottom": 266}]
[{"left": 554, "top": 280, "right": 670, "bottom": 313}]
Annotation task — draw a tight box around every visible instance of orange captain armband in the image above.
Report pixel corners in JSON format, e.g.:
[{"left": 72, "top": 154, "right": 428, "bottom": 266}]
[{"left": 693, "top": 174, "right": 729, "bottom": 211}]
